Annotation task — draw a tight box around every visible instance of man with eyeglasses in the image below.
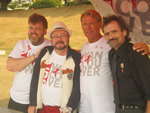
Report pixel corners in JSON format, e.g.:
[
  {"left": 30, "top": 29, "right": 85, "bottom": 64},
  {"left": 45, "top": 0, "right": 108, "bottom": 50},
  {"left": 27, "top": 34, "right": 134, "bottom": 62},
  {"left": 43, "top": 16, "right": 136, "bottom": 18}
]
[
  {"left": 28, "top": 22, "right": 81, "bottom": 113},
  {"left": 6, "top": 13, "right": 51, "bottom": 113}
]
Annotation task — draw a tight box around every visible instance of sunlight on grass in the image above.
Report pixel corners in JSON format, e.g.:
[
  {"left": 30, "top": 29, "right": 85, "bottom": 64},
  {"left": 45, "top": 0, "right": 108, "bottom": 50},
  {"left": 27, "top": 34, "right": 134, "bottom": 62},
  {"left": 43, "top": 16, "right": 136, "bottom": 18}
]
[{"left": 10, "top": 29, "right": 21, "bottom": 34}]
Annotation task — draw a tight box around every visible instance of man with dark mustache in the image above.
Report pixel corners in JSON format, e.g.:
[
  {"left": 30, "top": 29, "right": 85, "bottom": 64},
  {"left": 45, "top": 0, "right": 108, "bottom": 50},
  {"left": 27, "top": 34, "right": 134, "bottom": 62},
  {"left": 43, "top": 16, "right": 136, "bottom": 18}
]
[
  {"left": 102, "top": 15, "right": 150, "bottom": 113},
  {"left": 28, "top": 22, "right": 81, "bottom": 113},
  {"left": 6, "top": 13, "right": 51, "bottom": 113}
]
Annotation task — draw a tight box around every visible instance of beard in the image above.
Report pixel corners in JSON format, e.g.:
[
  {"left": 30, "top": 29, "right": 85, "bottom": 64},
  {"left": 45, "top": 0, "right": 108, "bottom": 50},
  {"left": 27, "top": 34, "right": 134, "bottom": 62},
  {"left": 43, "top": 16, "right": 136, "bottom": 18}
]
[
  {"left": 28, "top": 33, "right": 44, "bottom": 45},
  {"left": 53, "top": 41, "right": 67, "bottom": 50},
  {"left": 107, "top": 38, "right": 119, "bottom": 48}
]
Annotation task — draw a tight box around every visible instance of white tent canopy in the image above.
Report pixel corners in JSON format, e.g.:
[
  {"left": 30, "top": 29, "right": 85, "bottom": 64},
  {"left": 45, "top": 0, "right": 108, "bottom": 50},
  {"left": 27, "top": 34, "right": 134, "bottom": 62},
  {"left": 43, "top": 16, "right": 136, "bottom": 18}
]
[{"left": 90, "top": 0, "right": 150, "bottom": 45}]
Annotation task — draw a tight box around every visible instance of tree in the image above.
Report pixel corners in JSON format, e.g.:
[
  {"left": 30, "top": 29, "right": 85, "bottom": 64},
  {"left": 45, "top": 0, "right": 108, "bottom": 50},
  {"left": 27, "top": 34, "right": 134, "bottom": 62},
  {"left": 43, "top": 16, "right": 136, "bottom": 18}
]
[
  {"left": 19, "top": 0, "right": 21, "bottom": 4},
  {"left": 0, "top": 0, "right": 12, "bottom": 10}
]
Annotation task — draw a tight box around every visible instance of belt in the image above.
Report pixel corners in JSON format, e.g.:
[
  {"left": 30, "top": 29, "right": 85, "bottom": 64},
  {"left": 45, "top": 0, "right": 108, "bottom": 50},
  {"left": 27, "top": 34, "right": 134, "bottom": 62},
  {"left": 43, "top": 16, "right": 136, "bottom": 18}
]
[{"left": 119, "top": 104, "right": 144, "bottom": 110}]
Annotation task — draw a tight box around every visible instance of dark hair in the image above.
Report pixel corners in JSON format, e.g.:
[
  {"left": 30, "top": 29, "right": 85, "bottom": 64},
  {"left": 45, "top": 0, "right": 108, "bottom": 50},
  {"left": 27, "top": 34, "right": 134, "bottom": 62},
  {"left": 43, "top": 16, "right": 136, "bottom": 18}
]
[
  {"left": 102, "top": 15, "right": 131, "bottom": 41},
  {"left": 81, "top": 9, "right": 102, "bottom": 23},
  {"left": 28, "top": 13, "right": 48, "bottom": 29}
]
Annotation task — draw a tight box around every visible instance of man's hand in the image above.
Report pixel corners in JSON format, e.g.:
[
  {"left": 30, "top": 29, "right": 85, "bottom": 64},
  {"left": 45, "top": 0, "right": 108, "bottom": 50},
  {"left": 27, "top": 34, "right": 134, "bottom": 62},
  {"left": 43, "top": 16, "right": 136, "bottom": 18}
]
[
  {"left": 146, "top": 100, "right": 150, "bottom": 113},
  {"left": 28, "top": 106, "right": 36, "bottom": 113},
  {"left": 59, "top": 107, "right": 72, "bottom": 113},
  {"left": 133, "top": 42, "right": 149, "bottom": 55}
]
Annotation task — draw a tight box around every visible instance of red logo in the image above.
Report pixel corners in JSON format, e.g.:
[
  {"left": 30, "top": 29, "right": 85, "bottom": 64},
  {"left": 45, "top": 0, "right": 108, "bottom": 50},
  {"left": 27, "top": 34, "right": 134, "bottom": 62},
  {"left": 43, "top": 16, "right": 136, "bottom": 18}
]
[
  {"left": 21, "top": 51, "right": 28, "bottom": 57},
  {"left": 85, "top": 55, "right": 91, "bottom": 64},
  {"left": 112, "top": 79, "right": 114, "bottom": 86},
  {"left": 28, "top": 45, "right": 31, "bottom": 51},
  {"left": 43, "top": 63, "right": 53, "bottom": 85},
  {"left": 53, "top": 68, "right": 60, "bottom": 76},
  {"left": 62, "top": 68, "right": 73, "bottom": 74}
]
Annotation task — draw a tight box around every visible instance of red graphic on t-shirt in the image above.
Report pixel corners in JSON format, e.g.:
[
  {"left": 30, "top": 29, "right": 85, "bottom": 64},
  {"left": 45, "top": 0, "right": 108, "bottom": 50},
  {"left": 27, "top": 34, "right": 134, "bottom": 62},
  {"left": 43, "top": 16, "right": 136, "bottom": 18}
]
[
  {"left": 21, "top": 52, "right": 28, "bottom": 57},
  {"left": 19, "top": 69, "right": 24, "bottom": 72},
  {"left": 80, "top": 54, "right": 84, "bottom": 63},
  {"left": 84, "top": 55, "right": 91, "bottom": 64},
  {"left": 53, "top": 68, "right": 60, "bottom": 76},
  {"left": 131, "top": 0, "right": 136, "bottom": 8},
  {"left": 43, "top": 63, "right": 53, "bottom": 85},
  {"left": 112, "top": 79, "right": 114, "bottom": 86},
  {"left": 31, "top": 61, "right": 34, "bottom": 65},
  {"left": 28, "top": 45, "right": 31, "bottom": 51}
]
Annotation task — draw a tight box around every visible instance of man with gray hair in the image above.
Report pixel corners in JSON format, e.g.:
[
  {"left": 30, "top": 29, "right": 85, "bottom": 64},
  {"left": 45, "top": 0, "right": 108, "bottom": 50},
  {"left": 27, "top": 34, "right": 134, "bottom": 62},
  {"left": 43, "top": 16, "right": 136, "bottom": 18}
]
[{"left": 28, "top": 22, "right": 81, "bottom": 113}]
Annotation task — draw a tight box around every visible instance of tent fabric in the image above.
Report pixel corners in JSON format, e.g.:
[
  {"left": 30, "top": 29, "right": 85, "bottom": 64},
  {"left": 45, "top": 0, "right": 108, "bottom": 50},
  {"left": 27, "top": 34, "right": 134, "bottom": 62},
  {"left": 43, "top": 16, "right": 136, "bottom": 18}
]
[{"left": 90, "top": 0, "right": 150, "bottom": 45}]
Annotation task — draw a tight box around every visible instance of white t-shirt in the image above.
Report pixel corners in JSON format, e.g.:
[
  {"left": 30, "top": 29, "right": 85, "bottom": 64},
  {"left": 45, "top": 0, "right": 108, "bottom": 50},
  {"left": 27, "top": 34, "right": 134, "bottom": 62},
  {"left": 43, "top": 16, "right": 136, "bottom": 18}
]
[
  {"left": 79, "top": 37, "right": 115, "bottom": 113},
  {"left": 42, "top": 50, "right": 66, "bottom": 106},
  {"left": 9, "top": 38, "right": 51, "bottom": 104}
]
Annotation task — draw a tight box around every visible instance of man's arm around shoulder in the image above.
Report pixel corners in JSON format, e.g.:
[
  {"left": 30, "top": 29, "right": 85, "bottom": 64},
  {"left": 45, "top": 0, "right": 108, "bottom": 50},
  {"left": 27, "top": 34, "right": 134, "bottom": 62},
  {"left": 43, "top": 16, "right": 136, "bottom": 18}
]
[
  {"left": 6, "top": 47, "right": 44, "bottom": 72},
  {"left": 146, "top": 100, "right": 150, "bottom": 113}
]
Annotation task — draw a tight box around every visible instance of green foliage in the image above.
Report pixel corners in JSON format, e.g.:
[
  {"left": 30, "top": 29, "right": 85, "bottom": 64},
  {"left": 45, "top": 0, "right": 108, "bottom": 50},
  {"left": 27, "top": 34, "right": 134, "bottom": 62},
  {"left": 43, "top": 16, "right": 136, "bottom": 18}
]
[
  {"left": 7, "top": 4, "right": 17, "bottom": 9},
  {"left": 62, "top": 1, "right": 76, "bottom": 6},
  {"left": 22, "top": 3, "right": 31, "bottom": 7},
  {"left": 62, "top": 0, "right": 91, "bottom": 6},
  {"left": 56, "top": 0, "right": 62, "bottom": 6},
  {"left": 29, "top": 0, "right": 60, "bottom": 9},
  {"left": 68, "top": 1, "right": 77, "bottom": 6},
  {"left": 71, "top": 1, "right": 77, "bottom": 5},
  {"left": 84, "top": 1, "right": 92, "bottom": 4}
]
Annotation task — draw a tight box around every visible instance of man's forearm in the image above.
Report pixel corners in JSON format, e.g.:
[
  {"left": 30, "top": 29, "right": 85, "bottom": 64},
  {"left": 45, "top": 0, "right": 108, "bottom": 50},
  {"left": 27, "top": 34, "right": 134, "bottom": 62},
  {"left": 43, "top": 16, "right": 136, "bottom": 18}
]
[
  {"left": 6, "top": 55, "right": 35, "bottom": 72},
  {"left": 146, "top": 100, "right": 150, "bottom": 113},
  {"left": 28, "top": 106, "right": 36, "bottom": 113}
]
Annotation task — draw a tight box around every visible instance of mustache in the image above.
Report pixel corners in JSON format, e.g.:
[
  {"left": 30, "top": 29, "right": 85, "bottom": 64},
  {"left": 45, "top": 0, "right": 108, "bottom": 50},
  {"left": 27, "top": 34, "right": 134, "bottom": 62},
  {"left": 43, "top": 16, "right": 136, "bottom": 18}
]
[
  {"left": 55, "top": 41, "right": 64, "bottom": 45},
  {"left": 107, "top": 38, "right": 118, "bottom": 43}
]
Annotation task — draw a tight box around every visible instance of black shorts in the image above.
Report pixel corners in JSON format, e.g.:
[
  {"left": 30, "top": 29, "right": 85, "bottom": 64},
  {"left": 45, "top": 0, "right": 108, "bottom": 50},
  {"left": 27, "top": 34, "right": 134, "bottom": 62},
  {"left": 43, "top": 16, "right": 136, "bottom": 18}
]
[{"left": 8, "top": 97, "right": 29, "bottom": 113}]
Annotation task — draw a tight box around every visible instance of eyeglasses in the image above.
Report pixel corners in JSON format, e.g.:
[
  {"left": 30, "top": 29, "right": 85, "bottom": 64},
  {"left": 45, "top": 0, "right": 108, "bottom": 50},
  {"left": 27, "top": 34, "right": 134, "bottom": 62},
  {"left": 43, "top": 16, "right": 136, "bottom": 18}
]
[
  {"left": 28, "top": 27, "right": 44, "bottom": 31},
  {"left": 51, "top": 35, "right": 69, "bottom": 39}
]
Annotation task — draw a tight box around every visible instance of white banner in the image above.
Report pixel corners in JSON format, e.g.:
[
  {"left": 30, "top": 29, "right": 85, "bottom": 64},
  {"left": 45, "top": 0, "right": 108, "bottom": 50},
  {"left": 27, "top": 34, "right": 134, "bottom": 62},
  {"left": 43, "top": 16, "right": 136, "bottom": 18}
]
[{"left": 91, "top": 0, "right": 150, "bottom": 45}]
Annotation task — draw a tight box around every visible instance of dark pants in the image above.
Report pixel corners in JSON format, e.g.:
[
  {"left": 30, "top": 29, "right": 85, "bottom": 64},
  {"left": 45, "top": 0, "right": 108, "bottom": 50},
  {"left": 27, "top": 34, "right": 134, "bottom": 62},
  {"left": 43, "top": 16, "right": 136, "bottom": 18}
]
[
  {"left": 8, "top": 97, "right": 29, "bottom": 113},
  {"left": 120, "top": 109, "right": 145, "bottom": 113}
]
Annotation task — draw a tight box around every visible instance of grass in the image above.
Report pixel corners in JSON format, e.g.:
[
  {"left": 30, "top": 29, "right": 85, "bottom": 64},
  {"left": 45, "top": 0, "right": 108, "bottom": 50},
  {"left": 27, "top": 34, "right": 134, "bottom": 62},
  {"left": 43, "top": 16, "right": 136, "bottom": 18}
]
[{"left": 0, "top": 4, "right": 94, "bottom": 108}]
